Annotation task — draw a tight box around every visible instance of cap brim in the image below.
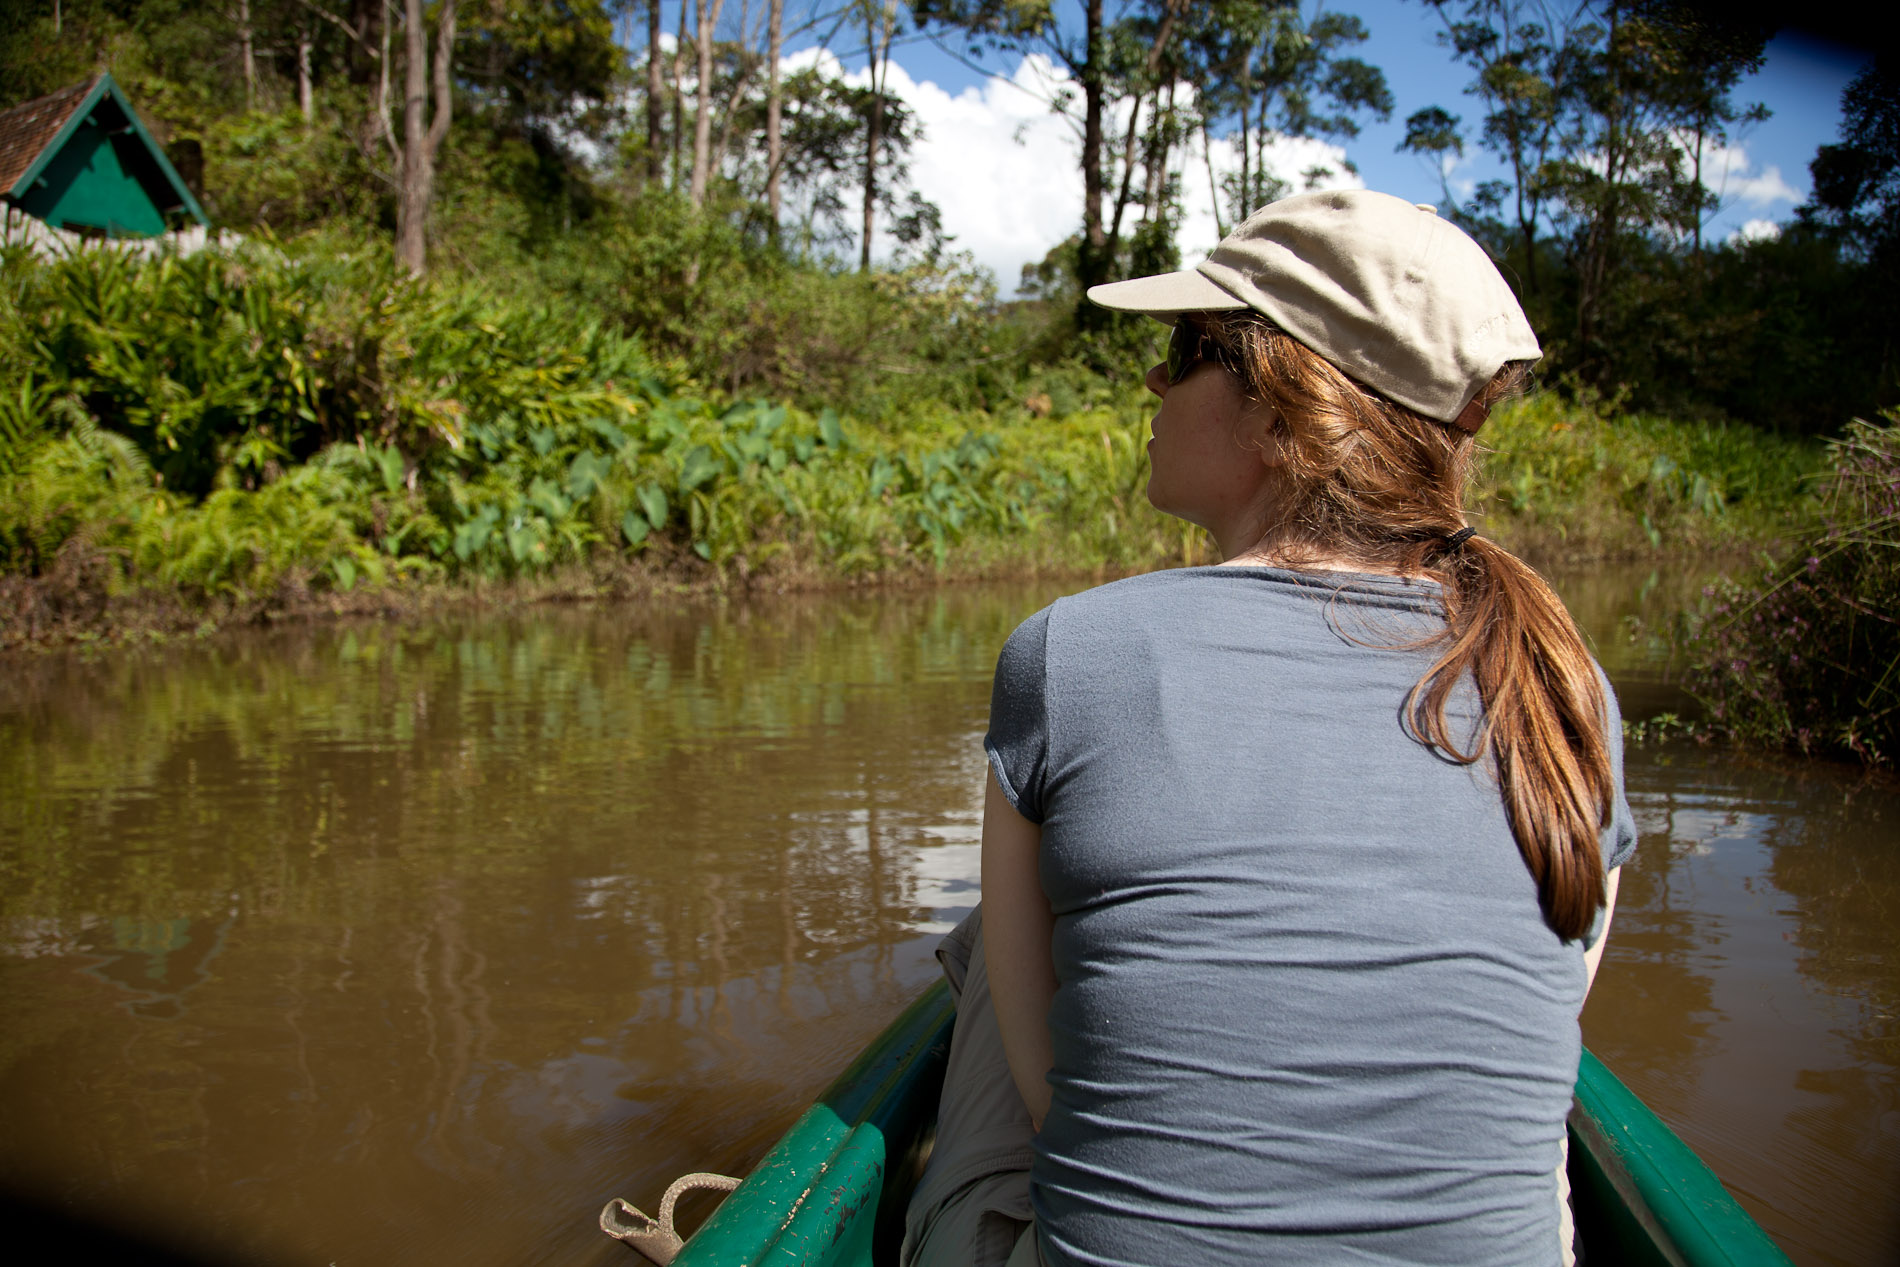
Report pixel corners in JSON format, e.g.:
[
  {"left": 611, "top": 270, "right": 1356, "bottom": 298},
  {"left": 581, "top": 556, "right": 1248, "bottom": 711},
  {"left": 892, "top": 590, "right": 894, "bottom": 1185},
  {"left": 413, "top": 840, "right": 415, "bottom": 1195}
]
[{"left": 1085, "top": 269, "right": 1250, "bottom": 322}]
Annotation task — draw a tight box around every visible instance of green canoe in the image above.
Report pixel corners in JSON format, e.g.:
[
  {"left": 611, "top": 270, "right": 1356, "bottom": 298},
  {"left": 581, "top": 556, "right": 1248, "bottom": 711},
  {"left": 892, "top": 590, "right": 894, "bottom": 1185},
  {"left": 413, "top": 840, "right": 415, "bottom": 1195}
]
[{"left": 617, "top": 980, "right": 1792, "bottom": 1267}]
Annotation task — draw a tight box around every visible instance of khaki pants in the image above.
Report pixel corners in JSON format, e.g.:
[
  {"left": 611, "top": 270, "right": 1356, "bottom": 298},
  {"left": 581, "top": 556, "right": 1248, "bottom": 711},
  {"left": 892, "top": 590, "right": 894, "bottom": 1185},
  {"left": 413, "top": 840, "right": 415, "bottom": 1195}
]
[
  {"left": 901, "top": 905, "right": 1575, "bottom": 1267},
  {"left": 902, "top": 907, "right": 1041, "bottom": 1267}
]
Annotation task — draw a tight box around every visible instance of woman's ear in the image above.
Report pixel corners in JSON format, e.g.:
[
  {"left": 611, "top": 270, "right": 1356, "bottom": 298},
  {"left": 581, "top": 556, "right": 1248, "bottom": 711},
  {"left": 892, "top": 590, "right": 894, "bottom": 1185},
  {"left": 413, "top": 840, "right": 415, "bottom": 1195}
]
[{"left": 1242, "top": 401, "right": 1288, "bottom": 468}]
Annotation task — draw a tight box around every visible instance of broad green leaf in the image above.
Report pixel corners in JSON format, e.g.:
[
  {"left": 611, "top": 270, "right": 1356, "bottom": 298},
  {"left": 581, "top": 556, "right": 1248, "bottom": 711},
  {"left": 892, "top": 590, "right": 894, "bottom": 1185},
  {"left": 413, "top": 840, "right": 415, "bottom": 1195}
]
[
  {"left": 638, "top": 483, "right": 669, "bottom": 528},
  {"left": 677, "top": 445, "right": 719, "bottom": 492}
]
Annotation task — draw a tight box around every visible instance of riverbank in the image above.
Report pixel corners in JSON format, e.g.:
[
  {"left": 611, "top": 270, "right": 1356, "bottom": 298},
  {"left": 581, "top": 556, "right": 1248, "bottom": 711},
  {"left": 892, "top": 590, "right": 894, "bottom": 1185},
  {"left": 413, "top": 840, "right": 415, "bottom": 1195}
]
[{"left": 1, "top": 241, "right": 1826, "bottom": 654}]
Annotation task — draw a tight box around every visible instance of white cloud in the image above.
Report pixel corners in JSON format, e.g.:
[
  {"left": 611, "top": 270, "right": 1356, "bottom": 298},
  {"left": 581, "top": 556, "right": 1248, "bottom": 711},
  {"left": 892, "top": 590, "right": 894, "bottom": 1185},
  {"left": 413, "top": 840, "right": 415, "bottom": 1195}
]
[
  {"left": 1729, "top": 217, "right": 1782, "bottom": 244},
  {"left": 1664, "top": 131, "right": 1800, "bottom": 212},
  {"left": 882, "top": 54, "right": 1090, "bottom": 289},
  {"left": 1688, "top": 139, "right": 1801, "bottom": 208},
  {"left": 816, "top": 52, "right": 1359, "bottom": 291}
]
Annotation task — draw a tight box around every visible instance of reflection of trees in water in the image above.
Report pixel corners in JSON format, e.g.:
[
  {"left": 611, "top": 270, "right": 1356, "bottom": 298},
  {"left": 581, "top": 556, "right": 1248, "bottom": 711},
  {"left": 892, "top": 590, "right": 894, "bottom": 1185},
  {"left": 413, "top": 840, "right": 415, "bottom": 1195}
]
[
  {"left": 0, "top": 585, "right": 1072, "bottom": 1261},
  {"left": 1758, "top": 764, "right": 1899, "bottom": 1074},
  {"left": 1582, "top": 757, "right": 1725, "bottom": 1080},
  {"left": 75, "top": 907, "right": 240, "bottom": 1019},
  {"left": 0, "top": 586, "right": 1047, "bottom": 931}
]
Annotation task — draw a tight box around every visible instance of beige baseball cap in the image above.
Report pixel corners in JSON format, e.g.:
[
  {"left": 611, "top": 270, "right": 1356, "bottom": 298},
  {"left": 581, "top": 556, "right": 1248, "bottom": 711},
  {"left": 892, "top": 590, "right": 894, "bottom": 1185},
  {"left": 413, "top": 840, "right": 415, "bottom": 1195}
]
[{"left": 1086, "top": 189, "right": 1541, "bottom": 430}]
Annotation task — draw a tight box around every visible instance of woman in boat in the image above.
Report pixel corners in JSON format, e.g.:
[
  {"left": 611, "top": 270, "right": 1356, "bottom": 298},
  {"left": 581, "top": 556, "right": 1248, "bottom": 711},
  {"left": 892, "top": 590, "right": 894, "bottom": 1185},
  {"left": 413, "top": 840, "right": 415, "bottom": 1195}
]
[{"left": 902, "top": 190, "right": 1636, "bottom": 1267}]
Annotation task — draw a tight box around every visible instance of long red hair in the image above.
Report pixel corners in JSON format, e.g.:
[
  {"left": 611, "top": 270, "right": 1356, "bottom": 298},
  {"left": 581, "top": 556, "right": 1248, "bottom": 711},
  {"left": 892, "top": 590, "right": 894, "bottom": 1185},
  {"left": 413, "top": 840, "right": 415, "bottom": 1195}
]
[{"left": 1197, "top": 313, "right": 1612, "bottom": 939}]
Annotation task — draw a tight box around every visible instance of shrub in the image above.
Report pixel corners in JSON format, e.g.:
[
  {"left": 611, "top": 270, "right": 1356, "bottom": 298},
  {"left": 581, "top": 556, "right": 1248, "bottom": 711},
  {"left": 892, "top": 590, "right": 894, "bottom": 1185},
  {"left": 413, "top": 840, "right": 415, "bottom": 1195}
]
[{"left": 1684, "top": 413, "right": 1900, "bottom": 764}]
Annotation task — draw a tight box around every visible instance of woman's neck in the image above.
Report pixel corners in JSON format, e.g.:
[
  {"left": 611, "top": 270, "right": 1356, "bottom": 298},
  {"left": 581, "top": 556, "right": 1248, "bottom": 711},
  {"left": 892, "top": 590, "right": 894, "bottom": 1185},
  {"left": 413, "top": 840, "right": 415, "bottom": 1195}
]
[{"left": 1217, "top": 528, "right": 1404, "bottom": 577}]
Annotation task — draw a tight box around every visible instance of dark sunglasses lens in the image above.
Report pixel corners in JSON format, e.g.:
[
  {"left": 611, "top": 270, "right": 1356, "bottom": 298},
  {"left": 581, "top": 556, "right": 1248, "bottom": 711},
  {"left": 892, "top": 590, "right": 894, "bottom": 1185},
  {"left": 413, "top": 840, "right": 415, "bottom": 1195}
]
[{"left": 1167, "top": 325, "right": 1196, "bottom": 383}]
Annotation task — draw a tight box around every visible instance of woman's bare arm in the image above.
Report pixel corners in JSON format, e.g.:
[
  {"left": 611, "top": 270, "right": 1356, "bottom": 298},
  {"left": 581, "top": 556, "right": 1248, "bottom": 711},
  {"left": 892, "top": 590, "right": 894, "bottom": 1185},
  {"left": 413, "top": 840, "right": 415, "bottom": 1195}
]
[
  {"left": 1582, "top": 867, "right": 1621, "bottom": 997},
  {"left": 981, "top": 769, "right": 1057, "bottom": 1131}
]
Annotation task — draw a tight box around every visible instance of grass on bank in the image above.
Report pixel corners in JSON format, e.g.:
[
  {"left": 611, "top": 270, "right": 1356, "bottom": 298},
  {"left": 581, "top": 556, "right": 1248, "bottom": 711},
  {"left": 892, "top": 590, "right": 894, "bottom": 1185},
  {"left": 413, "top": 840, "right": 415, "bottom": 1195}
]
[{"left": 0, "top": 238, "right": 1827, "bottom": 651}]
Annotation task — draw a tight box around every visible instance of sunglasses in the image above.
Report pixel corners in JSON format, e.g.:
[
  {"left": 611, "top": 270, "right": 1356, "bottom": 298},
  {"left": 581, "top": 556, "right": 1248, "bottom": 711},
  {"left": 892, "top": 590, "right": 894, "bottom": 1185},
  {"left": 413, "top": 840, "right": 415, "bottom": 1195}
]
[{"left": 1165, "top": 323, "right": 1216, "bottom": 385}]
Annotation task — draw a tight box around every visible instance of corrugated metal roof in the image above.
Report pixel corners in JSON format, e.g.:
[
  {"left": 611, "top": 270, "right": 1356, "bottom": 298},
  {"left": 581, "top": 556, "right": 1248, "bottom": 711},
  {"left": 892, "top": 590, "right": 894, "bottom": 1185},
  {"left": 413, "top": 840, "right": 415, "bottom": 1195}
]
[{"left": 0, "top": 76, "right": 100, "bottom": 198}]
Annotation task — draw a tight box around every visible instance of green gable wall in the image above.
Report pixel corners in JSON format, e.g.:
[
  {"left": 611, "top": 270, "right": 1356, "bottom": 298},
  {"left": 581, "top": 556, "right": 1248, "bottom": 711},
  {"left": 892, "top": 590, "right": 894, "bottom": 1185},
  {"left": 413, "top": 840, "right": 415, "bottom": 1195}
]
[
  {"left": 17, "top": 121, "right": 167, "bottom": 236},
  {"left": 4, "top": 76, "right": 205, "bottom": 238}
]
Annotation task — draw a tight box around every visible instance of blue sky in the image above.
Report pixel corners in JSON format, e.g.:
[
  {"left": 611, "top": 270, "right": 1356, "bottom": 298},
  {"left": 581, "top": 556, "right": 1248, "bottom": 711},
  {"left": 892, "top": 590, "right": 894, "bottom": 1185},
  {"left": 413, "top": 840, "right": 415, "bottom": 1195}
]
[{"left": 656, "top": 2, "right": 1875, "bottom": 289}]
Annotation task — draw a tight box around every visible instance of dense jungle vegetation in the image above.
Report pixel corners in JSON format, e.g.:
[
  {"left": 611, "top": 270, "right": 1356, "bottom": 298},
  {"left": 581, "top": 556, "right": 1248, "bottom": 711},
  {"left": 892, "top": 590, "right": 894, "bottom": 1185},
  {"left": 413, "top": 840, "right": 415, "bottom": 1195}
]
[{"left": 0, "top": 1, "right": 1894, "bottom": 758}]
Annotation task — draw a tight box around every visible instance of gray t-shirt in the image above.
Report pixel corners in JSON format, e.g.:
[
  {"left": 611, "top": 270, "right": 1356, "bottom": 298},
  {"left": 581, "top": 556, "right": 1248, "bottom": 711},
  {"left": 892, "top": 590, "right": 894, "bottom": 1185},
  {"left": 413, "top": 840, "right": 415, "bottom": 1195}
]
[{"left": 984, "top": 566, "right": 1636, "bottom": 1267}]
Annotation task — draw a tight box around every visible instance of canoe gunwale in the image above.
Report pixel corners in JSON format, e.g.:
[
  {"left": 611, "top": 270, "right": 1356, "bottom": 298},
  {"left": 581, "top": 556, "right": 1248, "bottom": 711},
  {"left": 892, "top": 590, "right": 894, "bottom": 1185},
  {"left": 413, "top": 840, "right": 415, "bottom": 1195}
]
[
  {"left": 657, "top": 982, "right": 1790, "bottom": 1267},
  {"left": 670, "top": 981, "right": 955, "bottom": 1266}
]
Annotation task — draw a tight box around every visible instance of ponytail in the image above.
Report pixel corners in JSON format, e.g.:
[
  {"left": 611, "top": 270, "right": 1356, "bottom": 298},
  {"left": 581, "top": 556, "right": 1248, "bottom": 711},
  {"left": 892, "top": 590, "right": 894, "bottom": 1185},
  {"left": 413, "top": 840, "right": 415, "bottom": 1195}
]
[
  {"left": 1201, "top": 314, "right": 1615, "bottom": 939},
  {"left": 1407, "top": 538, "right": 1610, "bottom": 938}
]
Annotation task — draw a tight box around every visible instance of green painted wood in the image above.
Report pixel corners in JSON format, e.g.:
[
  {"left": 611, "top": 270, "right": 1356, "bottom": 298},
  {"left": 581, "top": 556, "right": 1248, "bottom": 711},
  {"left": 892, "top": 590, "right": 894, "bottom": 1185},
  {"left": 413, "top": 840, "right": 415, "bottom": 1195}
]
[
  {"left": 6, "top": 74, "right": 206, "bottom": 236},
  {"left": 1568, "top": 1049, "right": 1793, "bottom": 1267},
  {"left": 754, "top": 1123, "right": 886, "bottom": 1267},
  {"left": 654, "top": 986, "right": 1791, "bottom": 1267},
  {"left": 18, "top": 121, "right": 168, "bottom": 236},
  {"left": 671, "top": 981, "right": 955, "bottom": 1267}
]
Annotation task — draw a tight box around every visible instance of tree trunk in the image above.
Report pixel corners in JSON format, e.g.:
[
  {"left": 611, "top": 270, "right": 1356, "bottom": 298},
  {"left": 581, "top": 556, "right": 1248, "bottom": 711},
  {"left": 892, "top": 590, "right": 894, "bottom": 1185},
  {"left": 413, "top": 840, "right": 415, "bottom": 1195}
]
[
  {"left": 647, "top": 0, "right": 664, "bottom": 185},
  {"left": 1075, "top": 0, "right": 1108, "bottom": 289},
  {"left": 395, "top": 0, "right": 455, "bottom": 275},
  {"left": 1201, "top": 116, "right": 1226, "bottom": 239},
  {"left": 238, "top": 0, "right": 256, "bottom": 111},
  {"left": 1108, "top": 91, "right": 1144, "bottom": 250},
  {"left": 1691, "top": 115, "right": 1704, "bottom": 256},
  {"left": 1143, "top": 81, "right": 1175, "bottom": 224},
  {"left": 860, "top": 3, "right": 889, "bottom": 272},
  {"left": 714, "top": 61, "right": 758, "bottom": 175},
  {"left": 689, "top": 0, "right": 726, "bottom": 205},
  {"left": 672, "top": 0, "right": 688, "bottom": 189},
  {"left": 1238, "top": 93, "right": 1251, "bottom": 217},
  {"left": 767, "top": 0, "right": 784, "bottom": 232},
  {"left": 367, "top": 0, "right": 397, "bottom": 166},
  {"left": 1578, "top": 0, "right": 1622, "bottom": 363},
  {"left": 1137, "top": 0, "right": 1182, "bottom": 229},
  {"left": 297, "top": 25, "right": 315, "bottom": 123}
]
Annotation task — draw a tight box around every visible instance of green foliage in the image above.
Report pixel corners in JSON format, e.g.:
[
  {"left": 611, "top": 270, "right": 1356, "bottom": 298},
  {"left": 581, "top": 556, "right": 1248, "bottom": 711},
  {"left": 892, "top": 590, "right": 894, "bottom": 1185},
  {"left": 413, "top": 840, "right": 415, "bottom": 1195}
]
[
  {"left": 1474, "top": 389, "right": 1823, "bottom": 555},
  {"left": 1684, "top": 413, "right": 1900, "bottom": 765},
  {"left": 0, "top": 415, "right": 155, "bottom": 577},
  {"left": 196, "top": 106, "right": 381, "bottom": 233},
  {"left": 537, "top": 187, "right": 1025, "bottom": 416},
  {"left": 0, "top": 239, "right": 1192, "bottom": 615}
]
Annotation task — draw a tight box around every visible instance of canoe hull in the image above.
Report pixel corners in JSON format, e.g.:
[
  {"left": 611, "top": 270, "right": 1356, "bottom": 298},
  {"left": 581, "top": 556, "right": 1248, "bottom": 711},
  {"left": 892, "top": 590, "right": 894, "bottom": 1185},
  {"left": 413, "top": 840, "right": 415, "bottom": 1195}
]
[{"left": 662, "top": 979, "right": 1789, "bottom": 1267}]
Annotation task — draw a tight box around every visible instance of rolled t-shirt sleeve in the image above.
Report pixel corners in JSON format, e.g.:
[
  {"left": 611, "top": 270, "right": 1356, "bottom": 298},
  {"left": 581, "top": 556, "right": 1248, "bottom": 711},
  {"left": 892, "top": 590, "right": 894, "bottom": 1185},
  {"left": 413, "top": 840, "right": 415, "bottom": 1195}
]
[
  {"left": 1600, "top": 669, "right": 1639, "bottom": 872},
  {"left": 984, "top": 606, "right": 1051, "bottom": 824}
]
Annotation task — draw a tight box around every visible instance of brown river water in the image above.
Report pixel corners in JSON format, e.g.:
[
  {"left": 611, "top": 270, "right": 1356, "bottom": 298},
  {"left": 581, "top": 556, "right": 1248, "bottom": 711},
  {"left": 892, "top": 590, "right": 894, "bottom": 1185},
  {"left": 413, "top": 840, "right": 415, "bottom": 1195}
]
[{"left": 1, "top": 569, "right": 1895, "bottom": 1266}]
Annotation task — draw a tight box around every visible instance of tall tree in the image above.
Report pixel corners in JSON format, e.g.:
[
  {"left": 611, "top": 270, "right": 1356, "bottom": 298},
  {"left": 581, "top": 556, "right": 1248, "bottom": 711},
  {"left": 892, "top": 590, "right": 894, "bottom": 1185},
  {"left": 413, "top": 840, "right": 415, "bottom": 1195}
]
[
  {"left": 1542, "top": 1, "right": 1766, "bottom": 363},
  {"left": 1190, "top": 1, "right": 1391, "bottom": 223},
  {"left": 912, "top": 0, "right": 1124, "bottom": 290},
  {"left": 295, "top": 14, "right": 316, "bottom": 122},
  {"left": 1805, "top": 54, "right": 1900, "bottom": 401},
  {"left": 690, "top": 0, "right": 727, "bottom": 204},
  {"left": 1416, "top": 0, "right": 1575, "bottom": 293},
  {"left": 236, "top": 0, "right": 258, "bottom": 110},
  {"left": 766, "top": 0, "right": 784, "bottom": 228},
  {"left": 860, "top": 0, "right": 897, "bottom": 270},
  {"left": 392, "top": 0, "right": 456, "bottom": 273},
  {"left": 672, "top": 0, "right": 688, "bottom": 188},
  {"left": 647, "top": 0, "right": 665, "bottom": 184}
]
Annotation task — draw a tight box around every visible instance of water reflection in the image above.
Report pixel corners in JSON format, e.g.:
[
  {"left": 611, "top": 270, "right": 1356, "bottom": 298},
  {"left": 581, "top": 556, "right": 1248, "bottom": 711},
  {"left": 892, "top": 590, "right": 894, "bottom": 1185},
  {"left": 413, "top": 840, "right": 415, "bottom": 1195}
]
[
  {"left": 0, "top": 571, "right": 1895, "bottom": 1267},
  {"left": 0, "top": 586, "right": 1079, "bottom": 1266},
  {"left": 1584, "top": 747, "right": 1900, "bottom": 1266}
]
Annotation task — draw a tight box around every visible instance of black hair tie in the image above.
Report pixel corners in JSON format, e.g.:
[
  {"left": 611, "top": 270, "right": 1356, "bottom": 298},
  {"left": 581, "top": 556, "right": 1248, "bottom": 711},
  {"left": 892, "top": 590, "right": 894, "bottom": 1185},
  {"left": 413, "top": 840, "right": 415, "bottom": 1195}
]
[{"left": 1444, "top": 526, "right": 1478, "bottom": 550}]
